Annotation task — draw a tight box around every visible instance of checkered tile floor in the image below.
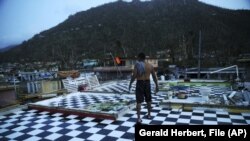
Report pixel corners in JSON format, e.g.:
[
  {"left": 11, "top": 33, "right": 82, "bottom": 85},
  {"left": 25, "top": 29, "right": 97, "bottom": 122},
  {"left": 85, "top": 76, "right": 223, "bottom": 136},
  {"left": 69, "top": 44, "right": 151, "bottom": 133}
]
[
  {"left": 181, "top": 84, "right": 231, "bottom": 96},
  {"left": 92, "top": 80, "right": 231, "bottom": 97},
  {"left": 1, "top": 92, "right": 250, "bottom": 141},
  {"left": 33, "top": 92, "right": 135, "bottom": 110},
  {"left": 163, "top": 83, "right": 231, "bottom": 96},
  {"left": 93, "top": 80, "right": 156, "bottom": 94}
]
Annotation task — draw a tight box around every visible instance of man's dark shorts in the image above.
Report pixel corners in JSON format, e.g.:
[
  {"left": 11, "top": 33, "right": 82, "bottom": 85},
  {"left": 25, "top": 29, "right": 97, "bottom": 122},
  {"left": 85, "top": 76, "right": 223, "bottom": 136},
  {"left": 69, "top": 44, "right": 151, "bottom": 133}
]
[{"left": 136, "top": 80, "right": 151, "bottom": 103}]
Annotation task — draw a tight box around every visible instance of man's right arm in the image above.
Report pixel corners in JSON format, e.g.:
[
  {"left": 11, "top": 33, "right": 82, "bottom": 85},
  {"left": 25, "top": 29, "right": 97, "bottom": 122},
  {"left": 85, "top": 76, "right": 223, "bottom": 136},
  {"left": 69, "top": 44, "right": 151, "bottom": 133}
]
[
  {"left": 151, "top": 65, "right": 159, "bottom": 93},
  {"left": 129, "top": 66, "right": 137, "bottom": 91}
]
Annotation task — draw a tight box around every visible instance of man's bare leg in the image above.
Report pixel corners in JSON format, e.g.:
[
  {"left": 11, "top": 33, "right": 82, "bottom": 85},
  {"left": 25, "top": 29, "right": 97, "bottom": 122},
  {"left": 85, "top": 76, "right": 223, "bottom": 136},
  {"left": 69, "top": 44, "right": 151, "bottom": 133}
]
[
  {"left": 136, "top": 103, "right": 142, "bottom": 122},
  {"left": 147, "top": 102, "right": 152, "bottom": 118}
]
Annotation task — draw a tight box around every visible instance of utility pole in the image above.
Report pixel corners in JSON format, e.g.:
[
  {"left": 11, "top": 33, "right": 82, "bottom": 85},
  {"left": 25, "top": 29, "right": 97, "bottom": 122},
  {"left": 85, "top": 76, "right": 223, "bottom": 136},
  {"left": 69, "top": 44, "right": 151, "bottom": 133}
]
[
  {"left": 109, "top": 52, "right": 122, "bottom": 79},
  {"left": 13, "top": 73, "right": 16, "bottom": 93},
  {"left": 121, "top": 46, "right": 127, "bottom": 58},
  {"left": 104, "top": 46, "right": 106, "bottom": 67},
  {"left": 198, "top": 30, "right": 202, "bottom": 79}
]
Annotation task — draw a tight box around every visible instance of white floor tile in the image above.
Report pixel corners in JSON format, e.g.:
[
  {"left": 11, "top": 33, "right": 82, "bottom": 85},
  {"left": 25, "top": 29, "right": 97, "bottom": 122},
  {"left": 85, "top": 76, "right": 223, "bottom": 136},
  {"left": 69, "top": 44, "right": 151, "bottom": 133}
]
[
  {"left": 87, "top": 134, "right": 105, "bottom": 141},
  {"left": 108, "top": 130, "right": 125, "bottom": 138},
  {"left": 45, "top": 133, "right": 62, "bottom": 140}
]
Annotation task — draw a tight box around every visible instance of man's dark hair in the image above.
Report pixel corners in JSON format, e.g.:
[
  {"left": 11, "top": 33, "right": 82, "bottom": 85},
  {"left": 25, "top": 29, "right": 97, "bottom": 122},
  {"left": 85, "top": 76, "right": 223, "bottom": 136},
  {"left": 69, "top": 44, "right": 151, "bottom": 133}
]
[{"left": 138, "top": 52, "right": 146, "bottom": 61}]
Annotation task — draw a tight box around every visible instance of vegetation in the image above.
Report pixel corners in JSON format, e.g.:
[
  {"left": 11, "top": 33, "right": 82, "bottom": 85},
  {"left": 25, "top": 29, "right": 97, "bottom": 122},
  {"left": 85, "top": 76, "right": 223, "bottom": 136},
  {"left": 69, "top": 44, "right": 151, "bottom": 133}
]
[{"left": 1, "top": 0, "right": 250, "bottom": 70}]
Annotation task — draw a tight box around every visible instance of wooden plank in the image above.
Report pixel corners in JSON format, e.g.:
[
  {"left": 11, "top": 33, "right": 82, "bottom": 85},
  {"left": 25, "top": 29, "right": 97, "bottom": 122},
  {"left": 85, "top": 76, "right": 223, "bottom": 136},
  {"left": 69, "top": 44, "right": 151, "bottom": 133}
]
[{"left": 159, "top": 102, "right": 250, "bottom": 113}]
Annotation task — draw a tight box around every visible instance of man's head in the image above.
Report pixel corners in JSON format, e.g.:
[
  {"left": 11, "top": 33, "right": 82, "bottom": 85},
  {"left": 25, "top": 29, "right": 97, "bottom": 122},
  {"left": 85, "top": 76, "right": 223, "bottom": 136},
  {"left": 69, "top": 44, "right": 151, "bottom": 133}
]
[{"left": 137, "top": 52, "right": 146, "bottom": 61}]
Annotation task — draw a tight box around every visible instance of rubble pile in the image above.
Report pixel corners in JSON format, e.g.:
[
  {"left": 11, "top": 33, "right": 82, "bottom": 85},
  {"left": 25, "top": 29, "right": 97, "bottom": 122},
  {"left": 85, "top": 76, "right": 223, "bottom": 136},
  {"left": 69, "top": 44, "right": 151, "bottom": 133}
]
[{"left": 227, "top": 91, "right": 250, "bottom": 106}]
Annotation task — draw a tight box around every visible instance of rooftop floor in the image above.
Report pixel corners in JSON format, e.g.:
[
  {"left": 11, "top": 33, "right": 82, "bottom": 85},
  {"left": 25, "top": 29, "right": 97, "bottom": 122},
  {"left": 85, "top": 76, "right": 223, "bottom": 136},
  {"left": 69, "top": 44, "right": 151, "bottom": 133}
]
[{"left": 0, "top": 80, "right": 250, "bottom": 140}]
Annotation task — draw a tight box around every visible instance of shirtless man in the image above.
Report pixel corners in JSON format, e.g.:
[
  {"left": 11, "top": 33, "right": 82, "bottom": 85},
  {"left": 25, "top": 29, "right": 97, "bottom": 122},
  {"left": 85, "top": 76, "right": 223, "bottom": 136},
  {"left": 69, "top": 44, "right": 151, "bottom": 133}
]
[{"left": 129, "top": 52, "right": 159, "bottom": 123}]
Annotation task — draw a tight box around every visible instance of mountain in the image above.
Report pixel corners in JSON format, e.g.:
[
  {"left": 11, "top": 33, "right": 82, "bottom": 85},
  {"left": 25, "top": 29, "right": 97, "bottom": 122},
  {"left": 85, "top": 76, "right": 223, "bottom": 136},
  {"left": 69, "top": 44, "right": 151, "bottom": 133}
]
[
  {"left": 0, "top": 45, "right": 17, "bottom": 53},
  {"left": 1, "top": 0, "right": 250, "bottom": 69}
]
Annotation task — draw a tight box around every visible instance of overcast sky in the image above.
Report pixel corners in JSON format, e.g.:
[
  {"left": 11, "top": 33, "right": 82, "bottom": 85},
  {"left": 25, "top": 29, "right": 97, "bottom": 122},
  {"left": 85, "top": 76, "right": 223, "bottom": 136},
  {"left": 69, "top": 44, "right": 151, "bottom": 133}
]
[{"left": 0, "top": 0, "right": 249, "bottom": 49}]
